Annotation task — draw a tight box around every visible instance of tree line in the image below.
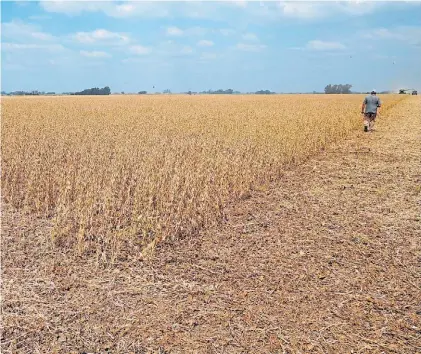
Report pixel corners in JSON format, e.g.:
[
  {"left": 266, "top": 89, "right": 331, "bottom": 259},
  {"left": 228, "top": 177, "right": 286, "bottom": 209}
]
[
  {"left": 255, "top": 90, "right": 275, "bottom": 95},
  {"left": 7, "top": 84, "right": 395, "bottom": 96},
  {"left": 324, "top": 84, "right": 352, "bottom": 94},
  {"left": 72, "top": 86, "right": 111, "bottom": 95},
  {"left": 184, "top": 89, "right": 275, "bottom": 95},
  {"left": 1, "top": 90, "right": 56, "bottom": 96},
  {"left": 2, "top": 87, "right": 275, "bottom": 96}
]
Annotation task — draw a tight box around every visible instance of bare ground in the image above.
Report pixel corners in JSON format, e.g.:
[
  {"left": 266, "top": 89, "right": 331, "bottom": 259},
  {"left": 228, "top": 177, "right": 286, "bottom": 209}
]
[{"left": 1, "top": 96, "right": 420, "bottom": 353}]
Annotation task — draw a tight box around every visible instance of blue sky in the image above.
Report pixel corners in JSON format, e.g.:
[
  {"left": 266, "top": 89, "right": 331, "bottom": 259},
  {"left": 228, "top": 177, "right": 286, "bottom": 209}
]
[{"left": 1, "top": 1, "right": 421, "bottom": 93}]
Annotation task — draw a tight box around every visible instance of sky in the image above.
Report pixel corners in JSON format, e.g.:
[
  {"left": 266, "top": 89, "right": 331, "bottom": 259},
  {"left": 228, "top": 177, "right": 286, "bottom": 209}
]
[{"left": 1, "top": 0, "right": 421, "bottom": 93}]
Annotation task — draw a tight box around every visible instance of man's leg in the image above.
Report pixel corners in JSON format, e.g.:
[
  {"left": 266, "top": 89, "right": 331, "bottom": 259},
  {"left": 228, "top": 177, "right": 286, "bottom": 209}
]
[
  {"left": 363, "top": 114, "right": 370, "bottom": 132},
  {"left": 368, "top": 113, "right": 377, "bottom": 131}
]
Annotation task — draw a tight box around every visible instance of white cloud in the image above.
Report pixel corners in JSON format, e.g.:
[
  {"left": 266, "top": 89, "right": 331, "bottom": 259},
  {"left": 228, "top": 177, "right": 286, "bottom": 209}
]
[
  {"left": 231, "top": 1, "right": 248, "bottom": 8},
  {"left": 39, "top": 1, "right": 112, "bottom": 15},
  {"left": 236, "top": 43, "right": 266, "bottom": 52},
  {"left": 28, "top": 15, "right": 52, "bottom": 21},
  {"left": 164, "top": 26, "right": 234, "bottom": 39},
  {"left": 2, "top": 43, "right": 65, "bottom": 52},
  {"left": 113, "top": 2, "right": 170, "bottom": 18},
  {"left": 361, "top": 26, "right": 421, "bottom": 47},
  {"left": 31, "top": 32, "right": 55, "bottom": 41},
  {"left": 200, "top": 52, "right": 219, "bottom": 61},
  {"left": 38, "top": 1, "right": 385, "bottom": 23},
  {"left": 275, "top": 2, "right": 386, "bottom": 20},
  {"left": 2, "top": 20, "right": 56, "bottom": 42},
  {"left": 166, "top": 26, "right": 184, "bottom": 36},
  {"left": 306, "top": 40, "right": 346, "bottom": 51},
  {"left": 37, "top": 1, "right": 235, "bottom": 20},
  {"left": 186, "top": 27, "right": 208, "bottom": 36},
  {"left": 165, "top": 26, "right": 207, "bottom": 37},
  {"left": 242, "top": 33, "right": 258, "bottom": 42},
  {"left": 73, "top": 29, "right": 129, "bottom": 45},
  {"left": 219, "top": 28, "right": 236, "bottom": 36},
  {"left": 80, "top": 50, "right": 111, "bottom": 58},
  {"left": 362, "top": 28, "right": 402, "bottom": 40},
  {"left": 121, "top": 58, "right": 140, "bottom": 64},
  {"left": 197, "top": 40, "right": 214, "bottom": 47},
  {"left": 114, "top": 3, "right": 135, "bottom": 16},
  {"left": 40, "top": 1, "right": 171, "bottom": 18},
  {"left": 240, "top": 2, "right": 386, "bottom": 23},
  {"left": 337, "top": 1, "right": 380, "bottom": 16},
  {"left": 129, "top": 45, "right": 151, "bottom": 55},
  {"left": 278, "top": 2, "right": 324, "bottom": 19},
  {"left": 155, "top": 41, "right": 195, "bottom": 57},
  {"left": 180, "top": 46, "right": 194, "bottom": 55}
]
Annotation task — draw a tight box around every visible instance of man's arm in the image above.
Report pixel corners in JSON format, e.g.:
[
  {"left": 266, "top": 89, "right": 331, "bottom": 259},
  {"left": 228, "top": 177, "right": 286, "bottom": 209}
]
[{"left": 361, "top": 97, "right": 367, "bottom": 113}]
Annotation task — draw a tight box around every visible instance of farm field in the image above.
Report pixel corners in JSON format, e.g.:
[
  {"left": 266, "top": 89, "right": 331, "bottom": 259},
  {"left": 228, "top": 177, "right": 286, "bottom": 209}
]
[
  {"left": 1, "top": 95, "right": 420, "bottom": 353},
  {"left": 1, "top": 94, "right": 405, "bottom": 260}
]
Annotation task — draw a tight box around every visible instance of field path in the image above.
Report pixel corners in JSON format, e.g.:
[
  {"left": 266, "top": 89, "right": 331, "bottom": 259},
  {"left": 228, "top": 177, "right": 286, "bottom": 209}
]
[{"left": 2, "top": 96, "right": 421, "bottom": 353}]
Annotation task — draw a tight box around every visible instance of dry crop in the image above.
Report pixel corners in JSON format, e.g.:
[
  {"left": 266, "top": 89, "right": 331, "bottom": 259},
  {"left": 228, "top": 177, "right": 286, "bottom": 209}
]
[{"left": 1, "top": 94, "right": 405, "bottom": 262}]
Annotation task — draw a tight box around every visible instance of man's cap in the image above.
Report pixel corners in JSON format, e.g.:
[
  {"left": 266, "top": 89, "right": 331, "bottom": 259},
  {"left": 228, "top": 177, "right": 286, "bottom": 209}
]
[{"left": 371, "top": 89, "right": 376, "bottom": 93}]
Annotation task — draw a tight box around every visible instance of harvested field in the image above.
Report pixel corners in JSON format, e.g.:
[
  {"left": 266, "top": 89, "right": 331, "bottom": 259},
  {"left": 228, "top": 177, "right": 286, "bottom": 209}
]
[{"left": 1, "top": 95, "right": 420, "bottom": 353}]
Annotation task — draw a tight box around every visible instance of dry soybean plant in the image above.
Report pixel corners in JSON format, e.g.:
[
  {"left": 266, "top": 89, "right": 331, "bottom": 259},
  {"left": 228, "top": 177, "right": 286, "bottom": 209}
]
[{"left": 1, "top": 94, "right": 404, "bottom": 262}]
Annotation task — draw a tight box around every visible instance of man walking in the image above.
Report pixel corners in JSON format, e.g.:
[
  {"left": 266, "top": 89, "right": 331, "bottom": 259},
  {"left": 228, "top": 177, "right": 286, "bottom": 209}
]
[{"left": 361, "top": 89, "right": 381, "bottom": 132}]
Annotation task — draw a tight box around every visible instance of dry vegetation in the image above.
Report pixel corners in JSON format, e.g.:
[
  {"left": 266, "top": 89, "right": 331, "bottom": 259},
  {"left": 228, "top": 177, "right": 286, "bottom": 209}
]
[
  {"left": 1, "top": 95, "right": 419, "bottom": 353},
  {"left": 1, "top": 94, "right": 405, "bottom": 262}
]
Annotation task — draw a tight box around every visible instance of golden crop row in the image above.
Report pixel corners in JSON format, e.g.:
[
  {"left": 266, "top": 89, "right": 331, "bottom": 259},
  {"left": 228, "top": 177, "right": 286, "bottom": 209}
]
[{"left": 1, "top": 94, "right": 405, "bottom": 262}]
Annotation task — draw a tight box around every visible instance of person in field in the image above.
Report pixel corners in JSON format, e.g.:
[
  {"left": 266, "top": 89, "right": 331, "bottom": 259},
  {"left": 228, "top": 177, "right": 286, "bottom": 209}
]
[{"left": 361, "top": 89, "right": 381, "bottom": 132}]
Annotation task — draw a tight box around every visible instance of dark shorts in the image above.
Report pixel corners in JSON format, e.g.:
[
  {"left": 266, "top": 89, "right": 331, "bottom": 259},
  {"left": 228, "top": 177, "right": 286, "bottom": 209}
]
[{"left": 364, "top": 112, "right": 377, "bottom": 120}]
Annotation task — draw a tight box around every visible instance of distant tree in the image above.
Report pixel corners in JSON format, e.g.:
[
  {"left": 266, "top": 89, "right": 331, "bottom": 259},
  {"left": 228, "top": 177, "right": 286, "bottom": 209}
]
[
  {"left": 255, "top": 89, "right": 275, "bottom": 94},
  {"left": 9, "top": 90, "right": 41, "bottom": 96},
  {"left": 25, "top": 90, "right": 41, "bottom": 95},
  {"left": 218, "top": 89, "right": 233, "bottom": 94},
  {"left": 342, "top": 84, "right": 352, "bottom": 94},
  {"left": 138, "top": 91, "right": 147, "bottom": 94},
  {"left": 163, "top": 89, "right": 171, "bottom": 94},
  {"left": 324, "top": 84, "right": 352, "bottom": 94},
  {"left": 73, "top": 86, "right": 111, "bottom": 95},
  {"left": 324, "top": 84, "right": 332, "bottom": 94},
  {"left": 200, "top": 89, "right": 235, "bottom": 94}
]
